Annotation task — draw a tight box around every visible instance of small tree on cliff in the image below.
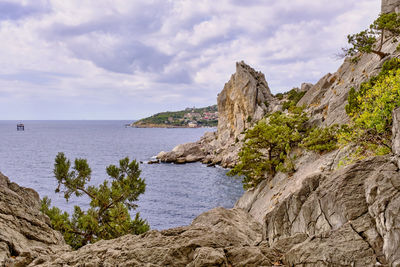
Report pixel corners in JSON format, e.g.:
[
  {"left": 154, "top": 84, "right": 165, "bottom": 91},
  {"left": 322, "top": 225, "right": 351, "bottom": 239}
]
[
  {"left": 343, "top": 12, "right": 400, "bottom": 59},
  {"left": 41, "top": 153, "right": 149, "bottom": 249},
  {"left": 227, "top": 109, "right": 308, "bottom": 190}
]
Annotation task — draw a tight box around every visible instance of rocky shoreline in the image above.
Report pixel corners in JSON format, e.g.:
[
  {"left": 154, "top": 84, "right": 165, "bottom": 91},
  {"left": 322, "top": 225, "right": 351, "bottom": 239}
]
[{"left": 1, "top": 0, "right": 400, "bottom": 266}]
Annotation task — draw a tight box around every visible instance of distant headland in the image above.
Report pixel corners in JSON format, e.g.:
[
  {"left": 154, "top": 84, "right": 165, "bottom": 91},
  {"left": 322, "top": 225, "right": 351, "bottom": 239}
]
[{"left": 131, "top": 105, "right": 218, "bottom": 128}]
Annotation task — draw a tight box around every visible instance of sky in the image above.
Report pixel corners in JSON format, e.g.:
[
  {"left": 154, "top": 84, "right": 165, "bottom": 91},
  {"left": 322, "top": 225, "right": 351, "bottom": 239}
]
[{"left": 0, "top": 0, "right": 381, "bottom": 120}]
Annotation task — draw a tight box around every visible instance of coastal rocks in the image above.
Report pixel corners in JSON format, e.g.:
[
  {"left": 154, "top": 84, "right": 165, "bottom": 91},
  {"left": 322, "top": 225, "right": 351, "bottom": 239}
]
[
  {"left": 156, "top": 61, "right": 275, "bottom": 167},
  {"left": 14, "top": 156, "right": 400, "bottom": 266},
  {"left": 235, "top": 156, "right": 400, "bottom": 266},
  {"left": 235, "top": 148, "right": 347, "bottom": 222},
  {"left": 382, "top": 0, "right": 400, "bottom": 13},
  {"left": 217, "top": 61, "right": 274, "bottom": 148},
  {"left": 33, "top": 207, "right": 281, "bottom": 266},
  {"left": 157, "top": 142, "right": 206, "bottom": 164},
  {"left": 298, "top": 39, "right": 400, "bottom": 127},
  {"left": 264, "top": 157, "right": 392, "bottom": 265},
  {"left": 0, "top": 172, "right": 69, "bottom": 266}
]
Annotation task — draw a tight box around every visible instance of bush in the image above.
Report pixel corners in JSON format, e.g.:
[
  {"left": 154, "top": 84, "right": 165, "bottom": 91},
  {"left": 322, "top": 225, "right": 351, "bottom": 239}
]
[
  {"left": 227, "top": 110, "right": 308, "bottom": 189},
  {"left": 41, "top": 153, "right": 149, "bottom": 249},
  {"left": 301, "top": 125, "right": 341, "bottom": 153},
  {"left": 281, "top": 89, "right": 306, "bottom": 111},
  {"left": 341, "top": 59, "right": 400, "bottom": 157},
  {"left": 346, "top": 58, "right": 400, "bottom": 117},
  {"left": 275, "top": 93, "right": 284, "bottom": 100}
]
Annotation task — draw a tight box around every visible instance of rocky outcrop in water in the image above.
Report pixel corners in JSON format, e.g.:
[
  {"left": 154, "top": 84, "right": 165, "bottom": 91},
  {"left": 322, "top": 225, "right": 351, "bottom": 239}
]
[
  {"left": 217, "top": 61, "right": 274, "bottom": 147},
  {"left": 2, "top": 1, "right": 400, "bottom": 265},
  {"left": 157, "top": 61, "right": 275, "bottom": 167},
  {"left": 0, "top": 173, "right": 69, "bottom": 266}
]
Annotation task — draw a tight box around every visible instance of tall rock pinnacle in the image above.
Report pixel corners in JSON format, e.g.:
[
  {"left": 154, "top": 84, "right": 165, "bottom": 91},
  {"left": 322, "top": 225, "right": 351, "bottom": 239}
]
[{"left": 217, "top": 61, "right": 274, "bottom": 147}]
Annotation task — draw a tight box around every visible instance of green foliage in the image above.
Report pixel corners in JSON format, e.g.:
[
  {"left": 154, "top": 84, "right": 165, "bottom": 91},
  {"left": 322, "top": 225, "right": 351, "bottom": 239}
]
[
  {"left": 227, "top": 110, "right": 308, "bottom": 189},
  {"left": 343, "top": 13, "right": 400, "bottom": 59},
  {"left": 346, "top": 58, "right": 400, "bottom": 117},
  {"left": 41, "top": 153, "right": 149, "bottom": 249},
  {"left": 247, "top": 116, "right": 252, "bottom": 123},
  {"left": 340, "top": 59, "right": 400, "bottom": 158},
  {"left": 301, "top": 125, "right": 341, "bottom": 153},
  {"left": 287, "top": 88, "right": 306, "bottom": 103},
  {"left": 281, "top": 89, "right": 306, "bottom": 111},
  {"left": 275, "top": 93, "right": 284, "bottom": 100},
  {"left": 134, "top": 105, "right": 218, "bottom": 127}
]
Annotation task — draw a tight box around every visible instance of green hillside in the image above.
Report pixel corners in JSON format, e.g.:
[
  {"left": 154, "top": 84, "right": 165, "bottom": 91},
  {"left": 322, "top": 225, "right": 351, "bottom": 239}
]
[{"left": 133, "top": 105, "right": 218, "bottom": 127}]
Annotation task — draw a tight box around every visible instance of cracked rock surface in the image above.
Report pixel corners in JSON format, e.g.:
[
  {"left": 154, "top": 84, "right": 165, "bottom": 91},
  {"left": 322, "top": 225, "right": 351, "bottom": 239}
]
[
  {"left": 32, "top": 207, "right": 281, "bottom": 267},
  {"left": 0, "top": 172, "right": 69, "bottom": 266},
  {"left": 1, "top": 156, "right": 395, "bottom": 266},
  {"left": 264, "top": 156, "right": 399, "bottom": 266}
]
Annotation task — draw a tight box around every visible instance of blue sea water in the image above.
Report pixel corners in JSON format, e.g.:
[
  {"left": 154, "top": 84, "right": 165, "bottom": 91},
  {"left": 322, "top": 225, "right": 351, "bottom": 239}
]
[{"left": 0, "top": 121, "right": 244, "bottom": 230}]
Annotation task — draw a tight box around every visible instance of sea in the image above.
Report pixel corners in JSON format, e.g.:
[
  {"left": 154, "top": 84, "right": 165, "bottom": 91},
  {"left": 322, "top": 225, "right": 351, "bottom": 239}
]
[{"left": 0, "top": 121, "right": 244, "bottom": 230}]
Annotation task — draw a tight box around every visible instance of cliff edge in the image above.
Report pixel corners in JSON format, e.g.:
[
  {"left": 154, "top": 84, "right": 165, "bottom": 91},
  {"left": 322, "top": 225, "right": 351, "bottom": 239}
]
[
  {"left": 157, "top": 61, "right": 277, "bottom": 168},
  {"left": 0, "top": 173, "right": 69, "bottom": 266},
  {"left": 1, "top": 1, "right": 400, "bottom": 265}
]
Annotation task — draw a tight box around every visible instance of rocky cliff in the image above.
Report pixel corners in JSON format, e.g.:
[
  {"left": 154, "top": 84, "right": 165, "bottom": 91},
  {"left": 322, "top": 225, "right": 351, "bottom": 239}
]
[
  {"left": 2, "top": 155, "right": 400, "bottom": 266},
  {"left": 0, "top": 173, "right": 69, "bottom": 266},
  {"left": 217, "top": 61, "right": 274, "bottom": 147},
  {"left": 2, "top": 1, "right": 400, "bottom": 265},
  {"left": 382, "top": 0, "right": 400, "bottom": 13},
  {"left": 157, "top": 61, "right": 276, "bottom": 167}
]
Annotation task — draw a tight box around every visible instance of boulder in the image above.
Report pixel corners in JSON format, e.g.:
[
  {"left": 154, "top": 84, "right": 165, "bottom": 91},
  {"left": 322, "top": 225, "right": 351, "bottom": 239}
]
[
  {"left": 0, "top": 172, "right": 69, "bottom": 266},
  {"left": 157, "top": 142, "right": 206, "bottom": 164},
  {"left": 260, "top": 156, "right": 400, "bottom": 266}
]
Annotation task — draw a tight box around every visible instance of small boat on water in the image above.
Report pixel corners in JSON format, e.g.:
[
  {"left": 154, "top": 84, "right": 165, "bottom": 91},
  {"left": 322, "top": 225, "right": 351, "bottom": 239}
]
[{"left": 17, "top": 123, "right": 24, "bottom": 131}]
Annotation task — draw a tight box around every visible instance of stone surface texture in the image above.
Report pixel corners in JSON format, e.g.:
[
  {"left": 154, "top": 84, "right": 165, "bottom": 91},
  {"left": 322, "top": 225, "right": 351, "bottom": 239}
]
[
  {"left": 2, "top": 1, "right": 400, "bottom": 264},
  {"left": 0, "top": 172, "right": 69, "bottom": 266},
  {"left": 4, "top": 155, "right": 399, "bottom": 266},
  {"left": 298, "top": 40, "right": 400, "bottom": 127},
  {"left": 216, "top": 61, "right": 274, "bottom": 147},
  {"left": 31, "top": 207, "right": 281, "bottom": 267},
  {"left": 393, "top": 107, "right": 400, "bottom": 156},
  {"left": 382, "top": 0, "right": 400, "bottom": 13},
  {"left": 157, "top": 61, "right": 275, "bottom": 167}
]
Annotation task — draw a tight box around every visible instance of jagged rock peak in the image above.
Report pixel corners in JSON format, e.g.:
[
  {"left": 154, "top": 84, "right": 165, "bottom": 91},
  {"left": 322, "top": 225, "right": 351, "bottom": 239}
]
[
  {"left": 217, "top": 61, "right": 274, "bottom": 147},
  {"left": 382, "top": 0, "right": 400, "bottom": 13}
]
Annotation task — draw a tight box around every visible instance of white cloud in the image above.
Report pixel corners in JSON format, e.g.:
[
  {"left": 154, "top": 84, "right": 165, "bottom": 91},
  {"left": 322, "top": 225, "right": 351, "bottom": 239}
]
[{"left": 0, "top": 0, "right": 381, "bottom": 119}]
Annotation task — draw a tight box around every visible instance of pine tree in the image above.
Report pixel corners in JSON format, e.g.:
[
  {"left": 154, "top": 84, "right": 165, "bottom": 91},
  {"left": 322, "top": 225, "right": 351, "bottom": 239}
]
[{"left": 41, "top": 153, "right": 149, "bottom": 249}]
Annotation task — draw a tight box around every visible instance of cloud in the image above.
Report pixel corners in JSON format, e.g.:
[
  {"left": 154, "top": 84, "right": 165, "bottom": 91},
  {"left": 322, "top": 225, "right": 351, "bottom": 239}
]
[
  {"left": 0, "top": 0, "right": 381, "bottom": 119},
  {"left": 0, "top": 0, "right": 49, "bottom": 21}
]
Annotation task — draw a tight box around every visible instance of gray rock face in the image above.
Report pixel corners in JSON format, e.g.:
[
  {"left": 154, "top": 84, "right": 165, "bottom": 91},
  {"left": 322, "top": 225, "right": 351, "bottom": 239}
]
[
  {"left": 0, "top": 173, "right": 69, "bottom": 266},
  {"left": 157, "top": 142, "right": 206, "bottom": 164},
  {"left": 265, "top": 157, "right": 394, "bottom": 266},
  {"left": 217, "top": 61, "right": 274, "bottom": 147},
  {"left": 298, "top": 40, "right": 400, "bottom": 127},
  {"left": 392, "top": 107, "right": 400, "bottom": 156},
  {"left": 382, "top": 0, "right": 400, "bottom": 13},
  {"left": 156, "top": 61, "right": 275, "bottom": 167},
  {"left": 32, "top": 207, "right": 281, "bottom": 267},
  {"left": 13, "top": 156, "right": 399, "bottom": 266}
]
